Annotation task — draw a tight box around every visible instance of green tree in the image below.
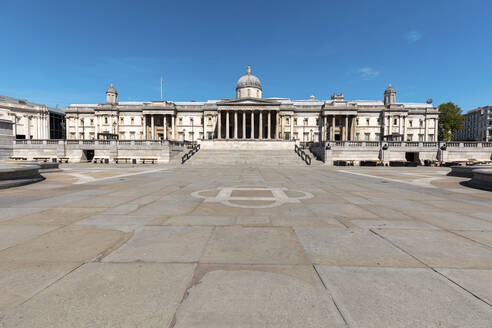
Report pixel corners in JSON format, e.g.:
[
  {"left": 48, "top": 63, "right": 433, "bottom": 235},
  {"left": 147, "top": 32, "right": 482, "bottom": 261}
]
[{"left": 438, "top": 102, "right": 464, "bottom": 141}]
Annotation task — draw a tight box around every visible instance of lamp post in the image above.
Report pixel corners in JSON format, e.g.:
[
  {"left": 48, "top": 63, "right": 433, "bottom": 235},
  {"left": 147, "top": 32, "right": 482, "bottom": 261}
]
[
  {"left": 191, "top": 118, "right": 194, "bottom": 144},
  {"left": 82, "top": 119, "right": 85, "bottom": 140}
]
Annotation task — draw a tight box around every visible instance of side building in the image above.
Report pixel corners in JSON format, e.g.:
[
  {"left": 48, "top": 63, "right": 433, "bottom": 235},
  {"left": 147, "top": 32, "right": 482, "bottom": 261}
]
[
  {"left": 0, "top": 95, "right": 65, "bottom": 139},
  {"left": 65, "top": 66, "right": 439, "bottom": 143},
  {"left": 455, "top": 106, "right": 492, "bottom": 141}
]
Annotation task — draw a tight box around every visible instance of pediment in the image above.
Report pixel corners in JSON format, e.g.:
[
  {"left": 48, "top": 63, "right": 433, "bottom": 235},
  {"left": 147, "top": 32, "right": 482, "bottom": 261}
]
[{"left": 218, "top": 98, "right": 280, "bottom": 106}]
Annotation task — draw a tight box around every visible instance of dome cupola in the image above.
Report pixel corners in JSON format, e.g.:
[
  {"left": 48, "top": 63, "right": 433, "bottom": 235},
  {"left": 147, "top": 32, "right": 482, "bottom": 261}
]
[
  {"left": 236, "top": 66, "right": 262, "bottom": 99},
  {"left": 384, "top": 84, "right": 396, "bottom": 106},
  {"left": 106, "top": 83, "right": 118, "bottom": 105}
]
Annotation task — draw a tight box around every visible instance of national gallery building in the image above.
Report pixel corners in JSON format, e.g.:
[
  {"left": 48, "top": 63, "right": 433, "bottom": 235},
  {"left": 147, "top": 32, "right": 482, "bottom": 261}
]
[{"left": 65, "top": 66, "right": 439, "bottom": 143}]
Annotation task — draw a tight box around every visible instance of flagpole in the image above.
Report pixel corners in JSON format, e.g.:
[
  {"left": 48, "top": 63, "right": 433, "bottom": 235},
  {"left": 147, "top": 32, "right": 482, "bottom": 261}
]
[{"left": 160, "top": 77, "right": 162, "bottom": 100}]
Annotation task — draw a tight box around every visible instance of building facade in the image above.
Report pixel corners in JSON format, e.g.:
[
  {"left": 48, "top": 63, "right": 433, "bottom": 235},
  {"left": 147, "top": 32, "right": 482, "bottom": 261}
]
[
  {"left": 65, "top": 66, "right": 439, "bottom": 143},
  {"left": 455, "top": 106, "right": 491, "bottom": 141},
  {"left": 0, "top": 95, "right": 65, "bottom": 139}
]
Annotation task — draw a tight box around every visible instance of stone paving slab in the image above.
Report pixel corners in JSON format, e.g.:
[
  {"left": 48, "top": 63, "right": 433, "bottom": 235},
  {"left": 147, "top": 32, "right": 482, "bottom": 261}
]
[
  {"left": 316, "top": 266, "right": 492, "bottom": 328},
  {"left": 0, "top": 263, "right": 196, "bottom": 328},
  {"left": 453, "top": 230, "right": 492, "bottom": 248},
  {"left": 295, "top": 227, "right": 423, "bottom": 267},
  {"left": 0, "top": 262, "right": 80, "bottom": 313},
  {"left": 174, "top": 269, "right": 346, "bottom": 328},
  {"left": 376, "top": 229, "right": 492, "bottom": 269},
  {"left": 350, "top": 219, "right": 438, "bottom": 230},
  {"left": 103, "top": 226, "right": 213, "bottom": 263},
  {"left": 160, "top": 215, "right": 236, "bottom": 226},
  {"left": 410, "top": 211, "right": 492, "bottom": 231},
  {"left": 0, "top": 207, "right": 103, "bottom": 226},
  {"left": 0, "top": 225, "right": 128, "bottom": 263},
  {"left": 0, "top": 225, "right": 60, "bottom": 251},
  {"left": 201, "top": 226, "right": 311, "bottom": 265},
  {"left": 436, "top": 268, "right": 492, "bottom": 305}
]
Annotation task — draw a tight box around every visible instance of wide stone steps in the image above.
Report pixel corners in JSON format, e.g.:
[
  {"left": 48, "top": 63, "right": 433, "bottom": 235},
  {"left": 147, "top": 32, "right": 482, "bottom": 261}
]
[{"left": 183, "top": 150, "right": 309, "bottom": 166}]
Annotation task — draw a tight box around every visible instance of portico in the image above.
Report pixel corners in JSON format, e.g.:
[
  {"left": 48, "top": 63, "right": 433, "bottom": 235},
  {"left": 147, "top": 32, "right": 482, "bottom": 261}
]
[
  {"left": 216, "top": 109, "right": 278, "bottom": 140},
  {"left": 321, "top": 113, "right": 357, "bottom": 141}
]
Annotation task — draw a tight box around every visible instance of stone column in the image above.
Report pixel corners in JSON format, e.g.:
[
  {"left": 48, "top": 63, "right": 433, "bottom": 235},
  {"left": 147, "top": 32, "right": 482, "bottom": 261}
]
[
  {"left": 251, "top": 111, "right": 255, "bottom": 139},
  {"left": 226, "top": 111, "right": 230, "bottom": 139},
  {"left": 267, "top": 111, "right": 271, "bottom": 139},
  {"left": 164, "top": 115, "right": 167, "bottom": 140},
  {"left": 218, "top": 111, "right": 221, "bottom": 139},
  {"left": 344, "top": 116, "right": 348, "bottom": 141},
  {"left": 331, "top": 116, "right": 335, "bottom": 141},
  {"left": 95, "top": 116, "right": 99, "bottom": 138},
  {"left": 389, "top": 115, "right": 393, "bottom": 137},
  {"left": 259, "top": 111, "right": 263, "bottom": 139},
  {"left": 275, "top": 112, "right": 280, "bottom": 139},
  {"left": 350, "top": 117, "right": 355, "bottom": 141},
  {"left": 290, "top": 115, "right": 294, "bottom": 140},
  {"left": 171, "top": 116, "right": 175, "bottom": 140},
  {"left": 323, "top": 116, "right": 327, "bottom": 141},
  {"left": 424, "top": 114, "right": 428, "bottom": 142},
  {"left": 403, "top": 116, "right": 407, "bottom": 141},
  {"left": 234, "top": 111, "right": 238, "bottom": 139},
  {"left": 151, "top": 115, "right": 155, "bottom": 139},
  {"left": 242, "top": 111, "right": 246, "bottom": 139}
]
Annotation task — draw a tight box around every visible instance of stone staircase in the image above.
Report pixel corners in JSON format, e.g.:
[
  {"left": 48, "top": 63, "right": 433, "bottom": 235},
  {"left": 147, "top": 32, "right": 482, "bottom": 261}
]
[{"left": 182, "top": 149, "right": 311, "bottom": 167}]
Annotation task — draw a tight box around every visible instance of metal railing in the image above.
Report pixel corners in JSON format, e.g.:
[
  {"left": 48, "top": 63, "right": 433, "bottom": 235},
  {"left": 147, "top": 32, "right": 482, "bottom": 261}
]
[
  {"left": 294, "top": 145, "right": 311, "bottom": 165},
  {"left": 181, "top": 143, "right": 200, "bottom": 164}
]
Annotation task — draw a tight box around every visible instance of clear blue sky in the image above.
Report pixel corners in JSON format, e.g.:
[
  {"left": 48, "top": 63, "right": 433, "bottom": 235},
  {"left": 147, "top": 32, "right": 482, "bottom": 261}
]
[{"left": 1, "top": 0, "right": 490, "bottom": 112}]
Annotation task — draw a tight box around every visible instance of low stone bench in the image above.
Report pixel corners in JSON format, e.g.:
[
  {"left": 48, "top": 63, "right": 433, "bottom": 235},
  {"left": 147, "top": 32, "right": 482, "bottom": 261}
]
[
  {"left": 114, "top": 157, "right": 132, "bottom": 164},
  {"left": 140, "top": 158, "right": 157, "bottom": 164},
  {"left": 93, "top": 157, "right": 109, "bottom": 164},
  {"left": 33, "top": 157, "right": 52, "bottom": 163},
  {"left": 58, "top": 157, "right": 69, "bottom": 163},
  {"left": 10, "top": 156, "right": 27, "bottom": 161}
]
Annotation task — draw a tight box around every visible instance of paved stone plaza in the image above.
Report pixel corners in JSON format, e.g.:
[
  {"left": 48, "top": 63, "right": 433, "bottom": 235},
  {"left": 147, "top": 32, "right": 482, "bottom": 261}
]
[{"left": 0, "top": 163, "right": 491, "bottom": 327}]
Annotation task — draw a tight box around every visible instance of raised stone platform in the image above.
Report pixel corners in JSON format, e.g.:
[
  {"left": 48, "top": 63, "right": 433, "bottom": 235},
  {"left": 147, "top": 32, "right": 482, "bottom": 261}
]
[
  {"left": 467, "top": 169, "right": 492, "bottom": 191},
  {"left": 0, "top": 163, "right": 44, "bottom": 189},
  {"left": 448, "top": 165, "right": 492, "bottom": 178}
]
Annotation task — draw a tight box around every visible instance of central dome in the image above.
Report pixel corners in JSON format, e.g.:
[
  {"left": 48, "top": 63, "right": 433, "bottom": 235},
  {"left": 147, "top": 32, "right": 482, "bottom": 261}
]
[
  {"left": 236, "top": 65, "right": 262, "bottom": 91},
  {"left": 236, "top": 66, "right": 262, "bottom": 99}
]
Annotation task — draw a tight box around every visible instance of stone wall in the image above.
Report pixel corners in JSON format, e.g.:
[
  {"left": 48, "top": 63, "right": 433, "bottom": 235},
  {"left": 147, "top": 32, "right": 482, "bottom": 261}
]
[
  {"left": 310, "top": 141, "right": 491, "bottom": 165},
  {"left": 13, "top": 140, "right": 173, "bottom": 163},
  {"left": 0, "top": 120, "right": 14, "bottom": 160}
]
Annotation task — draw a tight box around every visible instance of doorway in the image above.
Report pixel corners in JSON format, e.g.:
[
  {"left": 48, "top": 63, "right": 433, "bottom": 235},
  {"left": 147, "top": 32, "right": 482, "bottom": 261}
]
[{"left": 83, "top": 149, "right": 94, "bottom": 162}]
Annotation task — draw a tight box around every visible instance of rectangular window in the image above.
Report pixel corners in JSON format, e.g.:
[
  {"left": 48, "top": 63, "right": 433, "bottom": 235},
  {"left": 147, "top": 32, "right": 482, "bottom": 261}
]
[
  {"left": 375, "top": 133, "right": 380, "bottom": 141},
  {"left": 419, "top": 134, "right": 424, "bottom": 141},
  {"left": 407, "top": 134, "right": 413, "bottom": 141},
  {"left": 364, "top": 133, "right": 370, "bottom": 141},
  {"left": 294, "top": 118, "right": 297, "bottom": 125},
  {"left": 355, "top": 133, "right": 359, "bottom": 141},
  {"left": 131, "top": 117, "right": 134, "bottom": 124},
  {"left": 428, "top": 135, "right": 434, "bottom": 141},
  {"left": 366, "top": 119, "right": 370, "bottom": 125},
  {"left": 284, "top": 132, "right": 290, "bottom": 140}
]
